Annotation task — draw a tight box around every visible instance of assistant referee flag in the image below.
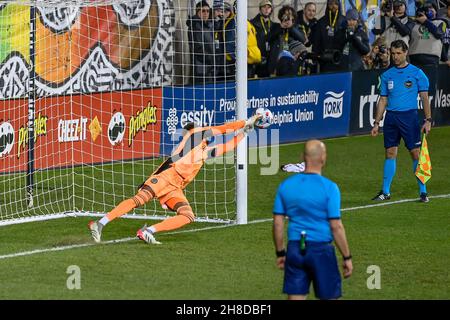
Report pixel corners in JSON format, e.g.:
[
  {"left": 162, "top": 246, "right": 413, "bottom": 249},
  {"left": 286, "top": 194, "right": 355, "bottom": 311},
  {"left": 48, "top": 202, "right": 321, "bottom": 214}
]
[{"left": 415, "top": 134, "right": 432, "bottom": 184}]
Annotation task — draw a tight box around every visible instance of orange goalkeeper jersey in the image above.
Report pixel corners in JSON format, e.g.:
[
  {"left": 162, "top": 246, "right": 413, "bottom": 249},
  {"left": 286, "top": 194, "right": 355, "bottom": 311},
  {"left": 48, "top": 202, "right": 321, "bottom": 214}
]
[{"left": 152, "top": 120, "right": 245, "bottom": 188}]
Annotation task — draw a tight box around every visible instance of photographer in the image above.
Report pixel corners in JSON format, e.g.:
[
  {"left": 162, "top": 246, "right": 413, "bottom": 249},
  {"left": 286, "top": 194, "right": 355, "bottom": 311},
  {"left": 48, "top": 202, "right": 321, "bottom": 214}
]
[
  {"left": 364, "top": 37, "right": 391, "bottom": 69},
  {"left": 334, "top": 9, "right": 370, "bottom": 71},
  {"left": 267, "top": 5, "right": 306, "bottom": 76},
  {"left": 409, "top": 0, "right": 446, "bottom": 68},
  {"left": 275, "top": 40, "right": 307, "bottom": 77},
  {"left": 212, "top": 1, "right": 235, "bottom": 82},
  {"left": 186, "top": 1, "right": 215, "bottom": 84},
  {"left": 439, "top": 1, "right": 450, "bottom": 66},
  {"left": 311, "top": 0, "right": 345, "bottom": 73},
  {"left": 372, "top": 0, "right": 414, "bottom": 47},
  {"left": 296, "top": 2, "right": 318, "bottom": 48}
]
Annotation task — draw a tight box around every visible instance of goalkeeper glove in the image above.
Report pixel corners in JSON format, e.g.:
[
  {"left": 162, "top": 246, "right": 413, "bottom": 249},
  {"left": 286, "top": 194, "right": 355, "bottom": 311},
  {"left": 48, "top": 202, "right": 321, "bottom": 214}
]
[{"left": 244, "top": 114, "right": 262, "bottom": 132}]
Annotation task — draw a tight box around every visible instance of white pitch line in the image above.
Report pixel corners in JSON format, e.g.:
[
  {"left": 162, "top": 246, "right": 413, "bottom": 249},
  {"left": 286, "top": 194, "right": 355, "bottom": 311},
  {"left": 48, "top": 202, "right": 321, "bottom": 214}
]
[
  {"left": 341, "top": 193, "right": 450, "bottom": 211},
  {"left": 245, "top": 193, "right": 450, "bottom": 224},
  {"left": 1, "top": 193, "right": 449, "bottom": 260},
  {"left": 0, "top": 224, "right": 237, "bottom": 260}
]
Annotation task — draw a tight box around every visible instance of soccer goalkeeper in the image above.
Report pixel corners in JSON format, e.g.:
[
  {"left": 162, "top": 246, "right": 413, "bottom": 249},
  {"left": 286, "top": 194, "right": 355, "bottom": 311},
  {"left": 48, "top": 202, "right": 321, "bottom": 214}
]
[{"left": 89, "top": 115, "right": 261, "bottom": 244}]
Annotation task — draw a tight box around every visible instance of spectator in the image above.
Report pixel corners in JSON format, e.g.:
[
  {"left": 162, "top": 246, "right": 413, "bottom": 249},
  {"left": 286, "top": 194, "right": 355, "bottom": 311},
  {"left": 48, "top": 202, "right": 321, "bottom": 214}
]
[
  {"left": 213, "top": 1, "right": 236, "bottom": 82},
  {"left": 267, "top": 5, "right": 306, "bottom": 76},
  {"left": 364, "top": 36, "right": 391, "bottom": 69},
  {"left": 296, "top": 2, "right": 318, "bottom": 48},
  {"left": 186, "top": 1, "right": 215, "bottom": 84},
  {"left": 372, "top": 0, "right": 415, "bottom": 48},
  {"left": 312, "top": 0, "right": 345, "bottom": 73},
  {"left": 251, "top": 0, "right": 275, "bottom": 78},
  {"left": 334, "top": 9, "right": 370, "bottom": 71},
  {"left": 409, "top": 0, "right": 446, "bottom": 68}
]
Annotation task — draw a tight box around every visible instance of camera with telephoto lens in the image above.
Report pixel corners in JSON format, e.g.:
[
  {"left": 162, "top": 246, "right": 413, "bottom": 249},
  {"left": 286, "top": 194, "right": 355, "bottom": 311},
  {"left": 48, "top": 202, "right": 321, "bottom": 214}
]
[
  {"left": 374, "top": 45, "right": 388, "bottom": 66},
  {"left": 416, "top": 5, "right": 434, "bottom": 20},
  {"left": 381, "top": 0, "right": 393, "bottom": 13},
  {"left": 281, "top": 15, "right": 291, "bottom": 23},
  {"left": 300, "top": 49, "right": 342, "bottom": 65}
]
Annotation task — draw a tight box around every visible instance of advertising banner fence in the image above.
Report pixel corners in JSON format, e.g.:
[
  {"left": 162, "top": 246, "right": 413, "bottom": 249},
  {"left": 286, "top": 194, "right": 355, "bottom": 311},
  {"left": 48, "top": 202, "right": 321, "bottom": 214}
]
[
  {"left": 162, "top": 72, "right": 352, "bottom": 151},
  {"left": 350, "top": 65, "right": 450, "bottom": 135},
  {"left": 248, "top": 73, "right": 352, "bottom": 145},
  {"left": 2, "top": 67, "right": 449, "bottom": 173},
  {"left": 0, "top": 88, "right": 162, "bottom": 173}
]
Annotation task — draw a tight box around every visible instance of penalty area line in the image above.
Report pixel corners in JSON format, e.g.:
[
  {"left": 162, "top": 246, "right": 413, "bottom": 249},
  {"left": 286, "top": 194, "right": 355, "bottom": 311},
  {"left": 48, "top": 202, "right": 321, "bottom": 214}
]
[{"left": 1, "top": 193, "right": 449, "bottom": 260}]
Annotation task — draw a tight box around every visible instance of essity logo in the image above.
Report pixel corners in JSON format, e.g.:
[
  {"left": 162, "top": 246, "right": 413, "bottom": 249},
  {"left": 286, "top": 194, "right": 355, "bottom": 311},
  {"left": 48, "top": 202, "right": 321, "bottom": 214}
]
[
  {"left": 166, "top": 108, "right": 179, "bottom": 135},
  {"left": 323, "top": 91, "right": 344, "bottom": 119}
]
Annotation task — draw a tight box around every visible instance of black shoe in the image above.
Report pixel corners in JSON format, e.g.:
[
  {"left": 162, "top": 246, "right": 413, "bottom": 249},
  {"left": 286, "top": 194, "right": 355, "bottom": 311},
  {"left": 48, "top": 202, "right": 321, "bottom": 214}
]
[
  {"left": 419, "top": 193, "right": 429, "bottom": 203},
  {"left": 372, "top": 190, "right": 391, "bottom": 201}
]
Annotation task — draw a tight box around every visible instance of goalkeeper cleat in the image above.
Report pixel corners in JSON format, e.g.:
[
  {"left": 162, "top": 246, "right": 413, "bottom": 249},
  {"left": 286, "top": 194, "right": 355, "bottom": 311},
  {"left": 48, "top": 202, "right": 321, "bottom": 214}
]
[
  {"left": 88, "top": 221, "right": 102, "bottom": 243},
  {"left": 419, "top": 193, "right": 429, "bottom": 203},
  {"left": 371, "top": 190, "right": 391, "bottom": 201},
  {"left": 136, "top": 225, "right": 161, "bottom": 245}
]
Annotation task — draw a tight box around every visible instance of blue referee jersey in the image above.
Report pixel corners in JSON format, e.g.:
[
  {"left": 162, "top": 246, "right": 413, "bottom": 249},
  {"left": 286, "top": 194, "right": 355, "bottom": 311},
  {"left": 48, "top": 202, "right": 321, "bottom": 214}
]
[
  {"left": 273, "top": 173, "right": 341, "bottom": 243},
  {"left": 380, "top": 64, "right": 429, "bottom": 111}
]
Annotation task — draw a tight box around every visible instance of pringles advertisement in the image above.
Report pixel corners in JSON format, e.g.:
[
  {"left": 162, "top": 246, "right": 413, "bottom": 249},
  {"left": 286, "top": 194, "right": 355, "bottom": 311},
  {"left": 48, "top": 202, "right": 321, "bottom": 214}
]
[{"left": 0, "top": 1, "right": 172, "bottom": 173}]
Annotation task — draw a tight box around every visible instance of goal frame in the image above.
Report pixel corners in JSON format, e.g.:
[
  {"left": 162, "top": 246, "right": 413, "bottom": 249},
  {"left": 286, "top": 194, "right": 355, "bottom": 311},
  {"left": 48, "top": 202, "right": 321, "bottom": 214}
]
[{"left": 0, "top": 0, "right": 248, "bottom": 227}]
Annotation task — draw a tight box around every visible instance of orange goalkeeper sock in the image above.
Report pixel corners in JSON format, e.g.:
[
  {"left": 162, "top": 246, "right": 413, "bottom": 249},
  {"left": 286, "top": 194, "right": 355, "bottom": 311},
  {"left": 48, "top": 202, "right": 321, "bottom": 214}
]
[
  {"left": 104, "top": 198, "right": 136, "bottom": 223},
  {"left": 152, "top": 215, "right": 191, "bottom": 233}
]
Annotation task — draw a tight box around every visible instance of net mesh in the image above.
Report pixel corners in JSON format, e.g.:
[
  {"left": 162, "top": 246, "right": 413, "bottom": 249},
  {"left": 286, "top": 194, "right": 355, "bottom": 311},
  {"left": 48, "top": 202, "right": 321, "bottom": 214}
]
[{"left": 0, "top": 0, "right": 238, "bottom": 224}]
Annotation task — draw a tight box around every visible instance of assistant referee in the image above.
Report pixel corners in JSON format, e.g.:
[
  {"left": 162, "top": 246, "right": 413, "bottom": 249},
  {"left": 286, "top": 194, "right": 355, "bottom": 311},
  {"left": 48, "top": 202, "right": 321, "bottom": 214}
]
[
  {"left": 272, "top": 140, "right": 352, "bottom": 300},
  {"left": 371, "top": 39, "right": 432, "bottom": 203}
]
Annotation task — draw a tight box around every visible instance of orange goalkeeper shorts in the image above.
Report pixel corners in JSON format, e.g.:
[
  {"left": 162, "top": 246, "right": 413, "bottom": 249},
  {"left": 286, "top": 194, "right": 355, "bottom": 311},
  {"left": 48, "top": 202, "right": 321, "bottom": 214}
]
[{"left": 143, "top": 168, "right": 189, "bottom": 211}]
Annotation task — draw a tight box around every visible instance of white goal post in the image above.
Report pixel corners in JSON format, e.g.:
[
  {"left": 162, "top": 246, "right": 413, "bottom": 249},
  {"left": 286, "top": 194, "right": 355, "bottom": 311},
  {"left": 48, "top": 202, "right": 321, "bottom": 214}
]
[{"left": 0, "top": 0, "right": 248, "bottom": 226}]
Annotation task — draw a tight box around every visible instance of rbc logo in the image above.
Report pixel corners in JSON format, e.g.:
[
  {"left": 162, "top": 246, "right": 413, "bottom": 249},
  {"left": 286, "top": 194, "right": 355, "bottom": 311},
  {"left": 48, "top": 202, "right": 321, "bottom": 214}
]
[{"left": 323, "top": 91, "right": 344, "bottom": 119}]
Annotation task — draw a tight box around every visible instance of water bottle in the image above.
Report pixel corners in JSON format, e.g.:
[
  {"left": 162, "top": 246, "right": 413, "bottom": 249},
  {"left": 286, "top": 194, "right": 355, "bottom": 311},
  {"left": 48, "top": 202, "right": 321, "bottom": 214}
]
[{"left": 300, "top": 231, "right": 306, "bottom": 255}]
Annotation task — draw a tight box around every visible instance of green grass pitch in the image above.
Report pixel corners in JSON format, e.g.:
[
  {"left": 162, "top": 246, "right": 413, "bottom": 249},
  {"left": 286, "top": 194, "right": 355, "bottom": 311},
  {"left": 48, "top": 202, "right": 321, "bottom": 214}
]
[{"left": 0, "top": 127, "right": 449, "bottom": 299}]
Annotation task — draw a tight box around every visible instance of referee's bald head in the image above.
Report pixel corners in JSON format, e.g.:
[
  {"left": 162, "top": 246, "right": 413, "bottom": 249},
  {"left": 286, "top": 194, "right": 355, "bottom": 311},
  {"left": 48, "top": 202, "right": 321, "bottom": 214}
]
[{"left": 304, "top": 140, "right": 327, "bottom": 167}]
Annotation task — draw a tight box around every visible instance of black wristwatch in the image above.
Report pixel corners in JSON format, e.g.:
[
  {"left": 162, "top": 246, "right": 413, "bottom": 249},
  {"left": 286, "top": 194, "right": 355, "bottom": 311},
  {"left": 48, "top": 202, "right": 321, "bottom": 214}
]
[
  {"left": 276, "top": 249, "right": 286, "bottom": 257},
  {"left": 424, "top": 118, "right": 432, "bottom": 123},
  {"left": 374, "top": 121, "right": 380, "bottom": 126},
  {"left": 343, "top": 255, "right": 352, "bottom": 261}
]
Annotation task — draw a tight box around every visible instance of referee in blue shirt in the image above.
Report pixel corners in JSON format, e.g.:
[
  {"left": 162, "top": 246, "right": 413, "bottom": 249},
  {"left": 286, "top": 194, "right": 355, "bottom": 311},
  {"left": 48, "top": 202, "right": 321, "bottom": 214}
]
[
  {"left": 273, "top": 140, "right": 352, "bottom": 300},
  {"left": 371, "top": 39, "right": 432, "bottom": 203}
]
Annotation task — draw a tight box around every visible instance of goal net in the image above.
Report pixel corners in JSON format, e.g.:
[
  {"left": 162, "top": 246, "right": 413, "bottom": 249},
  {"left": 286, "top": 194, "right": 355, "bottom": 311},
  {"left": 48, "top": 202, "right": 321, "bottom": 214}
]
[{"left": 0, "top": 0, "right": 243, "bottom": 226}]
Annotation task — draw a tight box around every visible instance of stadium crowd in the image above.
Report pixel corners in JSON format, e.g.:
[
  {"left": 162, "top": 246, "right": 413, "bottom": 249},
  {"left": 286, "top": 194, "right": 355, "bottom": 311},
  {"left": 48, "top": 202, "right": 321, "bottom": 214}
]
[{"left": 186, "top": 0, "right": 450, "bottom": 82}]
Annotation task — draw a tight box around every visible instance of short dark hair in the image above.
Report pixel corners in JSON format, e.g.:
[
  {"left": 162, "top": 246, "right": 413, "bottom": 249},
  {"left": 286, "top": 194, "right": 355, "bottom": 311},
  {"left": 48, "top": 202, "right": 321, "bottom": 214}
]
[
  {"left": 390, "top": 39, "right": 408, "bottom": 52},
  {"left": 196, "top": 1, "right": 210, "bottom": 11},
  {"left": 278, "top": 5, "right": 296, "bottom": 22},
  {"left": 304, "top": 2, "right": 316, "bottom": 9}
]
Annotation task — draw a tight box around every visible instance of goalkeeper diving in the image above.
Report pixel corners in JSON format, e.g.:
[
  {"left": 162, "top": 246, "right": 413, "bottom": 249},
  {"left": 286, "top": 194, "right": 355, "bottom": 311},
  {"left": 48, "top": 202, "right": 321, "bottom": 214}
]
[{"left": 89, "top": 114, "right": 262, "bottom": 244}]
